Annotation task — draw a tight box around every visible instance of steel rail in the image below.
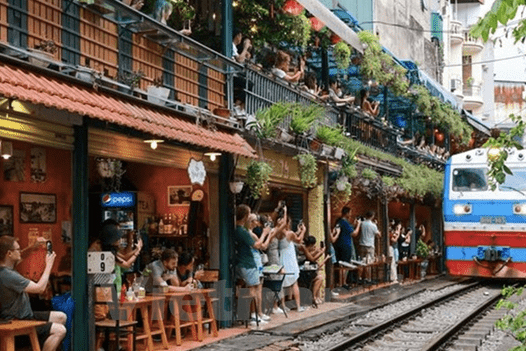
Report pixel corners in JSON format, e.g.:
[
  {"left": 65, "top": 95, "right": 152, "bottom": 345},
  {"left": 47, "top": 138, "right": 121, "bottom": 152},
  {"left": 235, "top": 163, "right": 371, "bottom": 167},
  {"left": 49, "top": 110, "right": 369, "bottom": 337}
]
[{"left": 326, "top": 281, "right": 481, "bottom": 351}]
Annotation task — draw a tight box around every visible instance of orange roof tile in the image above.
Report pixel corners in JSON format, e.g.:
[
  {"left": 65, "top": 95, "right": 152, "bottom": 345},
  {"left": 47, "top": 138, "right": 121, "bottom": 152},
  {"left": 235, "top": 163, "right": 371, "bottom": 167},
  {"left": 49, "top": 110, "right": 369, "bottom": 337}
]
[{"left": 0, "top": 62, "right": 256, "bottom": 158}]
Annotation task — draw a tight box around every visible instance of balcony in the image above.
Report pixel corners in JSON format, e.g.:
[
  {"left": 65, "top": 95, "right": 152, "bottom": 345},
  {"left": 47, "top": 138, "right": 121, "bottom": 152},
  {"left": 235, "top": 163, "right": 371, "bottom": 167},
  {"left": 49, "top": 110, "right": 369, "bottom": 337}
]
[
  {"left": 450, "top": 20, "right": 463, "bottom": 45},
  {"left": 463, "top": 83, "right": 484, "bottom": 109},
  {"left": 450, "top": 78, "right": 464, "bottom": 100},
  {"left": 463, "top": 31, "right": 484, "bottom": 54}
]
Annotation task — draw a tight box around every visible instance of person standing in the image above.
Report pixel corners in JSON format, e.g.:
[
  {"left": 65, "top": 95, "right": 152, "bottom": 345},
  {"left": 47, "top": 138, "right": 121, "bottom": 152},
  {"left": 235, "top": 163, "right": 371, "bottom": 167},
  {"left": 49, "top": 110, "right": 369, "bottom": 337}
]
[
  {"left": 359, "top": 211, "right": 381, "bottom": 283},
  {"left": 233, "top": 29, "right": 252, "bottom": 64},
  {"left": 388, "top": 219, "right": 402, "bottom": 282},
  {"left": 0, "top": 236, "right": 67, "bottom": 351},
  {"left": 334, "top": 207, "right": 360, "bottom": 264}
]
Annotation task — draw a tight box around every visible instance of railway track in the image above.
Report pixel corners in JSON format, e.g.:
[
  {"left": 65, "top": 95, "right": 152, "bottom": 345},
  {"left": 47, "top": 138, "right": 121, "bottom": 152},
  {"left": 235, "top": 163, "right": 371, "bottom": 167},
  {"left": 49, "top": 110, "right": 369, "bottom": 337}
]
[{"left": 316, "top": 283, "right": 504, "bottom": 351}]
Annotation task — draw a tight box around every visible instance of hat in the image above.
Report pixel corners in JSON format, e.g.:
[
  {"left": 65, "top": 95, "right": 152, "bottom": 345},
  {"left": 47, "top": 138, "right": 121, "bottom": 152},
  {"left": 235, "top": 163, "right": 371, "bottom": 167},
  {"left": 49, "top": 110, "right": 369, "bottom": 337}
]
[{"left": 100, "top": 223, "right": 122, "bottom": 247}]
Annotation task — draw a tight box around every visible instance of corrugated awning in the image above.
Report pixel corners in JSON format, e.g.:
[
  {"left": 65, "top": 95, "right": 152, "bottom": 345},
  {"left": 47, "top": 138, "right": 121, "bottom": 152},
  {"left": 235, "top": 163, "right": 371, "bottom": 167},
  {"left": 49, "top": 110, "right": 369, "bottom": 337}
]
[
  {"left": 463, "top": 110, "right": 490, "bottom": 135},
  {"left": 0, "top": 63, "right": 256, "bottom": 158},
  {"left": 295, "top": 0, "right": 363, "bottom": 53}
]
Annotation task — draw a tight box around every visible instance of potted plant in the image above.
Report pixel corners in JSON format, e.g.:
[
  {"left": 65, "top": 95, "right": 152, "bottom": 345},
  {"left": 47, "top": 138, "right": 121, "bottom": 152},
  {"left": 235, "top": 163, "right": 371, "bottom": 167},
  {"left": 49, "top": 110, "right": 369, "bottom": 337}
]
[
  {"left": 246, "top": 160, "right": 273, "bottom": 199},
  {"left": 316, "top": 125, "right": 344, "bottom": 155},
  {"left": 294, "top": 153, "right": 318, "bottom": 188},
  {"left": 333, "top": 41, "right": 351, "bottom": 70},
  {"left": 416, "top": 239, "right": 430, "bottom": 278},
  {"left": 289, "top": 103, "right": 325, "bottom": 136},
  {"left": 117, "top": 70, "right": 144, "bottom": 91},
  {"left": 254, "top": 102, "right": 292, "bottom": 139},
  {"left": 147, "top": 76, "right": 171, "bottom": 105},
  {"left": 28, "top": 39, "right": 58, "bottom": 68},
  {"left": 332, "top": 175, "right": 353, "bottom": 201}
]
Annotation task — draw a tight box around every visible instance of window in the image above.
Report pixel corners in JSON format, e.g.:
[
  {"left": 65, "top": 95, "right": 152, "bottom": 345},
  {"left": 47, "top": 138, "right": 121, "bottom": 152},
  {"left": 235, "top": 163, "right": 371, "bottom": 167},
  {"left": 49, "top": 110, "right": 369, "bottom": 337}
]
[{"left": 452, "top": 168, "right": 488, "bottom": 191}]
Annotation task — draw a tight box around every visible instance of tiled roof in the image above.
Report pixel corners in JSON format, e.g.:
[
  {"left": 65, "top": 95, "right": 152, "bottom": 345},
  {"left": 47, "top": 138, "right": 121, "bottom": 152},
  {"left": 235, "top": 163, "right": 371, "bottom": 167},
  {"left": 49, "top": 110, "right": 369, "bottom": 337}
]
[{"left": 0, "top": 62, "right": 256, "bottom": 158}]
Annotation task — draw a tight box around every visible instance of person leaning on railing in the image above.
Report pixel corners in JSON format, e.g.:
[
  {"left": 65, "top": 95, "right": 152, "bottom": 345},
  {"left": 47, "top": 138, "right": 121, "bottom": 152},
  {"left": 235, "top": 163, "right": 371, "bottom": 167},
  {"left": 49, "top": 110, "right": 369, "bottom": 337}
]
[{"left": 271, "top": 50, "right": 305, "bottom": 83}]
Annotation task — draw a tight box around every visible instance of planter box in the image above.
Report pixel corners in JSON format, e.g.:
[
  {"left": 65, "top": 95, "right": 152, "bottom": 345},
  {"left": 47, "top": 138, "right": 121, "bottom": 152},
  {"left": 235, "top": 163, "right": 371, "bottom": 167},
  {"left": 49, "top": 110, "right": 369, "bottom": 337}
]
[
  {"left": 277, "top": 128, "right": 294, "bottom": 143},
  {"left": 147, "top": 86, "right": 171, "bottom": 105},
  {"left": 75, "top": 67, "right": 95, "bottom": 83},
  {"left": 334, "top": 147, "right": 345, "bottom": 160},
  {"left": 27, "top": 49, "right": 54, "bottom": 68},
  {"left": 320, "top": 144, "right": 334, "bottom": 157}
]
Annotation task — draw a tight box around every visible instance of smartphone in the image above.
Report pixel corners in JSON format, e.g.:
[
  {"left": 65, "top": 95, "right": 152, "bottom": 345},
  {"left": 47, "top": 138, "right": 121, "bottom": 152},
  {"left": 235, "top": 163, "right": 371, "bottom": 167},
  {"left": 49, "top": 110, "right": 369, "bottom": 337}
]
[
  {"left": 334, "top": 223, "right": 340, "bottom": 229},
  {"left": 46, "top": 241, "right": 53, "bottom": 254},
  {"left": 298, "top": 219, "right": 303, "bottom": 226},
  {"left": 320, "top": 241, "right": 325, "bottom": 249}
]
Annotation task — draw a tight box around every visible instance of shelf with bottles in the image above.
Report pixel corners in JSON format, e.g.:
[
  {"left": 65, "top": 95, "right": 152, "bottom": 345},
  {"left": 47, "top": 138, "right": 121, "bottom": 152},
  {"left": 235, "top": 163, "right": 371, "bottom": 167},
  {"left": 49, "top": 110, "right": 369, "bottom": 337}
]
[{"left": 154, "top": 211, "right": 189, "bottom": 237}]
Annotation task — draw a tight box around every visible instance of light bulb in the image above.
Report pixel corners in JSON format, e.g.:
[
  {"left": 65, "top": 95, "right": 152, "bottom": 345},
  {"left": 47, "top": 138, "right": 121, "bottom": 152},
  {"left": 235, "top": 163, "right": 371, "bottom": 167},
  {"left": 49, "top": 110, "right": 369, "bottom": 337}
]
[
  {"left": 210, "top": 153, "right": 216, "bottom": 161},
  {"left": 150, "top": 141, "right": 157, "bottom": 149}
]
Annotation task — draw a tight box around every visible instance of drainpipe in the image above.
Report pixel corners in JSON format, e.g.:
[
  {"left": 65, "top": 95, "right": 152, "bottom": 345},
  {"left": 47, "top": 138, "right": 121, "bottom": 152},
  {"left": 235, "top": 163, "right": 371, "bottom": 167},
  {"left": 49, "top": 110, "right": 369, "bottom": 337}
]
[
  {"left": 221, "top": 0, "right": 233, "bottom": 58},
  {"left": 218, "top": 154, "right": 234, "bottom": 328},
  {"left": 72, "top": 120, "right": 89, "bottom": 351}
]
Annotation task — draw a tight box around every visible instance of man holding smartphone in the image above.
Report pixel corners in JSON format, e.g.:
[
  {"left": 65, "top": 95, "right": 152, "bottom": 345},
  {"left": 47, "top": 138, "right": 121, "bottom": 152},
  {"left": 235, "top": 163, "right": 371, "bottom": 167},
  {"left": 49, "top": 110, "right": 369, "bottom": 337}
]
[{"left": 0, "top": 235, "right": 66, "bottom": 351}]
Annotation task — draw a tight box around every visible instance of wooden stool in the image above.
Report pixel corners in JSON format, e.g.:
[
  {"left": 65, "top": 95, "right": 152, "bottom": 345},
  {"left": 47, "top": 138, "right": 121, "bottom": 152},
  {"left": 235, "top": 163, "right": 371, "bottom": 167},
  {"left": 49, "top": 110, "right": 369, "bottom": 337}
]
[{"left": 0, "top": 320, "right": 47, "bottom": 351}]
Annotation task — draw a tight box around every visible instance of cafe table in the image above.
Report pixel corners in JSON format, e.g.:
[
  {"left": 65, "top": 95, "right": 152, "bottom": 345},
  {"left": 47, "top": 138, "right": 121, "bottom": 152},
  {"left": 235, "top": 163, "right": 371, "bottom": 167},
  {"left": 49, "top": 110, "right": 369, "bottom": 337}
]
[
  {"left": 155, "top": 288, "right": 218, "bottom": 346},
  {"left": 0, "top": 320, "right": 46, "bottom": 351},
  {"left": 121, "top": 295, "right": 169, "bottom": 351}
]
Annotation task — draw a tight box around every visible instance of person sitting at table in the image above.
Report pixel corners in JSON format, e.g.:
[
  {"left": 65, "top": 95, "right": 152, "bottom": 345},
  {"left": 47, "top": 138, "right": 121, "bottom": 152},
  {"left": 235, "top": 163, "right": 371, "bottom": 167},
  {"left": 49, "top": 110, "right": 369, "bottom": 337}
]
[
  {"left": 0, "top": 235, "right": 67, "bottom": 351},
  {"left": 175, "top": 251, "right": 202, "bottom": 289},
  {"left": 144, "top": 249, "right": 190, "bottom": 293},
  {"left": 271, "top": 50, "right": 305, "bottom": 83},
  {"left": 297, "top": 236, "right": 331, "bottom": 305}
]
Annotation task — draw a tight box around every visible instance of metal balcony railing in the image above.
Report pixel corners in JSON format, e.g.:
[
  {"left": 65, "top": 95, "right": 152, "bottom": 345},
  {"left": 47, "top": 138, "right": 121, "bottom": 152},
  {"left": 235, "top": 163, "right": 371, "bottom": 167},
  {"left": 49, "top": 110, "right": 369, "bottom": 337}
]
[{"left": 463, "top": 83, "right": 481, "bottom": 97}]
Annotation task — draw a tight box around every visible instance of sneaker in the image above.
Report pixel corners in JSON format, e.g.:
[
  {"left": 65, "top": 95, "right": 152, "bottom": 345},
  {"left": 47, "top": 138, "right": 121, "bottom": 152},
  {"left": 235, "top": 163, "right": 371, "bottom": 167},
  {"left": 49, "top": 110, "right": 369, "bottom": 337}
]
[
  {"left": 249, "top": 318, "right": 268, "bottom": 326},
  {"left": 297, "top": 306, "right": 306, "bottom": 312},
  {"left": 283, "top": 306, "right": 291, "bottom": 312},
  {"left": 259, "top": 314, "right": 271, "bottom": 321},
  {"left": 331, "top": 291, "right": 339, "bottom": 296},
  {"left": 272, "top": 307, "right": 285, "bottom": 314}
]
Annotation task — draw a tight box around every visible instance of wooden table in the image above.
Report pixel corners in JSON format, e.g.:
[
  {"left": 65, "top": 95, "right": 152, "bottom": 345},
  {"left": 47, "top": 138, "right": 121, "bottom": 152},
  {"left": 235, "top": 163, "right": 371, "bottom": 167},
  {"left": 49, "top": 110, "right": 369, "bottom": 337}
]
[
  {"left": 156, "top": 288, "right": 218, "bottom": 346},
  {"left": 0, "top": 320, "right": 46, "bottom": 351},
  {"left": 121, "top": 295, "right": 168, "bottom": 351}
]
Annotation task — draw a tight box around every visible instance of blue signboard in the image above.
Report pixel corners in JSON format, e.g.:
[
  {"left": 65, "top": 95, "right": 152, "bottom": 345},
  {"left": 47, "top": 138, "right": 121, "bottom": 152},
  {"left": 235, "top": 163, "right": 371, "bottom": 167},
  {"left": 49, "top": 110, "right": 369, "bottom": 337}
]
[{"left": 100, "top": 192, "right": 136, "bottom": 208}]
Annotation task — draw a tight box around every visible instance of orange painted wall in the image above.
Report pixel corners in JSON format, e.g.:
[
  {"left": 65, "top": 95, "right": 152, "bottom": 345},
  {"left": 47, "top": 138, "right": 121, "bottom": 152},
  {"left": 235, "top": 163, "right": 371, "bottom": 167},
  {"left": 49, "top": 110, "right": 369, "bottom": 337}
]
[{"left": 0, "top": 140, "right": 72, "bottom": 279}]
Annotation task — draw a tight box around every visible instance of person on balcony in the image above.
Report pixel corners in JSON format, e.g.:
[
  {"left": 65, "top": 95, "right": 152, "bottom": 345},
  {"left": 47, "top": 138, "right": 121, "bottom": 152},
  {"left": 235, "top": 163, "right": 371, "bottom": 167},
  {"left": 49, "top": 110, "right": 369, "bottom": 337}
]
[
  {"left": 233, "top": 29, "right": 252, "bottom": 64},
  {"left": 358, "top": 89, "right": 380, "bottom": 117},
  {"left": 272, "top": 50, "right": 304, "bottom": 83},
  {"left": 328, "top": 77, "right": 355, "bottom": 106}
]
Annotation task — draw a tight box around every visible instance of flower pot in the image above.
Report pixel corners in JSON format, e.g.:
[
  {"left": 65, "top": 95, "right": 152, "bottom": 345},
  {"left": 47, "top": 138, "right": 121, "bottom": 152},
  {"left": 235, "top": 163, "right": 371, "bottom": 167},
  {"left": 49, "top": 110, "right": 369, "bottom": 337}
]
[
  {"left": 335, "top": 176, "right": 349, "bottom": 191},
  {"left": 334, "top": 147, "right": 345, "bottom": 160},
  {"left": 277, "top": 128, "right": 294, "bottom": 143},
  {"left": 27, "top": 49, "right": 54, "bottom": 68},
  {"left": 75, "top": 67, "right": 95, "bottom": 83},
  {"left": 229, "top": 181, "right": 244, "bottom": 194},
  {"left": 213, "top": 108, "right": 231, "bottom": 118},
  {"left": 320, "top": 144, "right": 334, "bottom": 157},
  {"left": 309, "top": 139, "right": 321, "bottom": 153},
  {"left": 147, "top": 86, "right": 170, "bottom": 105}
]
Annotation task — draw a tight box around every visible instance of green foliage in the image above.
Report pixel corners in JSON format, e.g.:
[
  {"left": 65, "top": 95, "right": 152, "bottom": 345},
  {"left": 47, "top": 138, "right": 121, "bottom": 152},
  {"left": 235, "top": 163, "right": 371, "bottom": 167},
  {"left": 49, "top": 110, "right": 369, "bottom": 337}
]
[
  {"left": 332, "top": 176, "right": 353, "bottom": 202},
  {"left": 382, "top": 175, "right": 396, "bottom": 187},
  {"left": 358, "top": 31, "right": 409, "bottom": 97},
  {"left": 361, "top": 168, "right": 377, "bottom": 180},
  {"left": 415, "top": 239, "right": 429, "bottom": 259},
  {"left": 253, "top": 102, "right": 293, "bottom": 139},
  {"left": 470, "top": 0, "right": 523, "bottom": 43},
  {"left": 246, "top": 160, "right": 273, "bottom": 199},
  {"left": 411, "top": 85, "right": 472, "bottom": 142},
  {"left": 483, "top": 114, "right": 525, "bottom": 190},
  {"left": 494, "top": 285, "right": 526, "bottom": 348},
  {"left": 333, "top": 41, "right": 351, "bottom": 70},
  {"left": 316, "top": 125, "right": 344, "bottom": 146},
  {"left": 289, "top": 103, "right": 325, "bottom": 135},
  {"left": 294, "top": 153, "right": 318, "bottom": 188},
  {"left": 233, "top": 0, "right": 312, "bottom": 50}
]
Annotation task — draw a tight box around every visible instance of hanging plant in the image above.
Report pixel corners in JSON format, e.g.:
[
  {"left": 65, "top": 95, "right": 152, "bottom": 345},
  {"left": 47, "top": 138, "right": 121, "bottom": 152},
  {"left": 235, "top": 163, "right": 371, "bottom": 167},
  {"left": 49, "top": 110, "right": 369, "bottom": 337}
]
[
  {"left": 416, "top": 239, "right": 430, "bottom": 259},
  {"left": 332, "top": 177, "right": 353, "bottom": 202},
  {"left": 357, "top": 31, "right": 409, "bottom": 97},
  {"left": 294, "top": 153, "right": 318, "bottom": 188},
  {"left": 246, "top": 160, "right": 273, "bottom": 199},
  {"left": 333, "top": 41, "right": 351, "bottom": 70}
]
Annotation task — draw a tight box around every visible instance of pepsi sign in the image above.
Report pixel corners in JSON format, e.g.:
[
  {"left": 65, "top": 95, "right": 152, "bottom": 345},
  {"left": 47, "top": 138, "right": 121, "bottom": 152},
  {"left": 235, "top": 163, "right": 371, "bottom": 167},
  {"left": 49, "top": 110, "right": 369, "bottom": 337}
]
[{"left": 101, "top": 192, "right": 136, "bottom": 208}]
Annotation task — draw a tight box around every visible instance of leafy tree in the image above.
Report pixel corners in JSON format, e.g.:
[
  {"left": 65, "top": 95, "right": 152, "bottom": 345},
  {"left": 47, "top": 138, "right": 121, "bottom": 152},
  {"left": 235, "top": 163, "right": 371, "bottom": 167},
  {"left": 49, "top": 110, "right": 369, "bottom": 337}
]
[{"left": 471, "top": 1, "right": 526, "bottom": 188}]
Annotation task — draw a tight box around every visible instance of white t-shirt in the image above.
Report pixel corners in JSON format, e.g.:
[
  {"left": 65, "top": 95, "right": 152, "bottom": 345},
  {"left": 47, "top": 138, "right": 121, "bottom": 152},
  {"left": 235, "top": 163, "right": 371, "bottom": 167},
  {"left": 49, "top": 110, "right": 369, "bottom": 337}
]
[
  {"left": 232, "top": 43, "right": 239, "bottom": 59},
  {"left": 271, "top": 67, "right": 287, "bottom": 79}
]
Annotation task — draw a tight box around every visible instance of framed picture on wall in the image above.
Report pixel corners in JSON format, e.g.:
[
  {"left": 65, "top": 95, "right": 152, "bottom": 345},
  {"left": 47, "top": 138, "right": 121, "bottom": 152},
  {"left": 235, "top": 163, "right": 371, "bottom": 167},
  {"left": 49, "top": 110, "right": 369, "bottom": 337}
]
[
  {"left": 20, "top": 192, "right": 57, "bottom": 223},
  {"left": 0, "top": 205, "right": 14, "bottom": 235},
  {"left": 168, "top": 186, "right": 192, "bottom": 207}
]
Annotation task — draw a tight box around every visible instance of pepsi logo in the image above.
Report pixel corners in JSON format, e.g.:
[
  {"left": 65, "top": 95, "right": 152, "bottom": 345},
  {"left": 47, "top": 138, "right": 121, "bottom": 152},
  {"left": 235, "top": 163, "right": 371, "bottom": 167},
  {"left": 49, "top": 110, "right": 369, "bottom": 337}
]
[{"left": 102, "top": 194, "right": 111, "bottom": 204}]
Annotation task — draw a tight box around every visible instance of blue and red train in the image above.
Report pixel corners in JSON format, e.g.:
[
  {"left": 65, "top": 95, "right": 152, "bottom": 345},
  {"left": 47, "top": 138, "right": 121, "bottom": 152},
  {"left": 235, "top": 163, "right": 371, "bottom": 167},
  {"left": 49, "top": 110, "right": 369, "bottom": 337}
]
[{"left": 443, "top": 148, "right": 526, "bottom": 278}]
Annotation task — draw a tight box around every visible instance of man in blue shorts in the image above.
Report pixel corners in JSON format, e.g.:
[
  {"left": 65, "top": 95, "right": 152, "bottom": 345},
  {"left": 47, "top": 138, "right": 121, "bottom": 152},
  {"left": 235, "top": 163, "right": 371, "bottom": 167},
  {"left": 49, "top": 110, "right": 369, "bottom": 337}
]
[{"left": 0, "top": 235, "right": 66, "bottom": 351}]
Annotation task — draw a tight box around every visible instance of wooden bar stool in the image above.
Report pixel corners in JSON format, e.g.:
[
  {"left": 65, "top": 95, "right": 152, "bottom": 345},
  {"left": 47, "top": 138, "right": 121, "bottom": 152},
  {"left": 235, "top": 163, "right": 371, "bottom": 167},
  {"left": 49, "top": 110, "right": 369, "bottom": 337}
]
[{"left": 0, "top": 320, "right": 46, "bottom": 351}]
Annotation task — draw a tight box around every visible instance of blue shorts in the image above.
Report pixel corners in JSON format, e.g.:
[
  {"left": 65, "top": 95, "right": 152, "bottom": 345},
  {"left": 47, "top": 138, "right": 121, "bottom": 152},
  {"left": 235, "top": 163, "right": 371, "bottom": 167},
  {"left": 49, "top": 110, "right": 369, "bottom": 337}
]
[{"left": 236, "top": 265, "right": 260, "bottom": 287}]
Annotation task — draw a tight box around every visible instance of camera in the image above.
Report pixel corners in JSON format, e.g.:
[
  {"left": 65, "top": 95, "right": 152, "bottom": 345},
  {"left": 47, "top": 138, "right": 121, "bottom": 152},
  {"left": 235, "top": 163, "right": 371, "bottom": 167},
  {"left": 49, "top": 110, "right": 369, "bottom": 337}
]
[{"left": 298, "top": 219, "right": 303, "bottom": 226}]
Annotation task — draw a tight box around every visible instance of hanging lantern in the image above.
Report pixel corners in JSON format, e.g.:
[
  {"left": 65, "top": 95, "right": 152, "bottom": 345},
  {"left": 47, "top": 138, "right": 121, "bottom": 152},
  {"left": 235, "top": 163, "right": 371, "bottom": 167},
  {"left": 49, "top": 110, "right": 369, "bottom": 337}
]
[
  {"left": 330, "top": 33, "right": 341, "bottom": 44},
  {"left": 283, "top": 0, "right": 304, "bottom": 16},
  {"left": 309, "top": 17, "right": 325, "bottom": 32}
]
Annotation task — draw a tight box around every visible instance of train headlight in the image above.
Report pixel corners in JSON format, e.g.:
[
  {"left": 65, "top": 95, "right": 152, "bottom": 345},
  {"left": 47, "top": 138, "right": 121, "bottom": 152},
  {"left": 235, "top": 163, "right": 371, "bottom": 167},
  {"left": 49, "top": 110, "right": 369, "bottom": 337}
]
[
  {"left": 453, "top": 203, "right": 472, "bottom": 215},
  {"left": 513, "top": 203, "right": 526, "bottom": 215}
]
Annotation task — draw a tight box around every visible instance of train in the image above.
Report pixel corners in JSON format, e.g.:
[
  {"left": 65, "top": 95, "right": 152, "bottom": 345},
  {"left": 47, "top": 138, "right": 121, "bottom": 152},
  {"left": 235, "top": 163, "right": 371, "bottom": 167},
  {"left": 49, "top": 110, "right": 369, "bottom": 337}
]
[{"left": 443, "top": 147, "right": 526, "bottom": 278}]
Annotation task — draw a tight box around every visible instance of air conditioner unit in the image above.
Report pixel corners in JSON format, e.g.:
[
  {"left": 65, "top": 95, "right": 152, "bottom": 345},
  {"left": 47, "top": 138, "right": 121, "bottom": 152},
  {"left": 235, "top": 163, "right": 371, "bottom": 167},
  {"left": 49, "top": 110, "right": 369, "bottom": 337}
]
[{"left": 450, "top": 79, "right": 457, "bottom": 92}]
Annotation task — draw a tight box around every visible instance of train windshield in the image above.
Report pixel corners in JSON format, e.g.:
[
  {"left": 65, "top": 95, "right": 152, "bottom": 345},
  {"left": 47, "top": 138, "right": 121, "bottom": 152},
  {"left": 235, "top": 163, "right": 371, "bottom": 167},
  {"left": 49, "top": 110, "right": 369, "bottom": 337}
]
[
  {"left": 500, "top": 169, "right": 526, "bottom": 192},
  {"left": 452, "top": 168, "right": 488, "bottom": 192}
]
